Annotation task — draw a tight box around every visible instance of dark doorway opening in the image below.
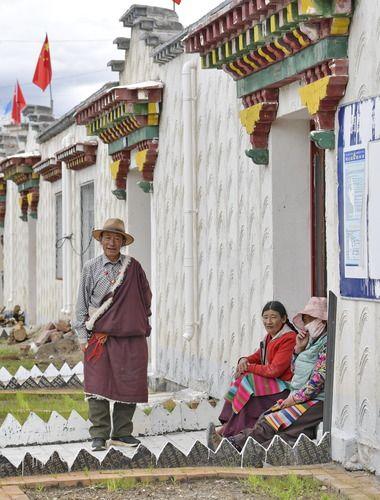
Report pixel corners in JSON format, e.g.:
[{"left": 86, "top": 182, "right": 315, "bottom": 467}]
[{"left": 310, "top": 135, "right": 327, "bottom": 297}]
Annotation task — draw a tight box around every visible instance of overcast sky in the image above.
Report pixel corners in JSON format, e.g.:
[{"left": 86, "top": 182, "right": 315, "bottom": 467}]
[{"left": 0, "top": 0, "right": 222, "bottom": 118}]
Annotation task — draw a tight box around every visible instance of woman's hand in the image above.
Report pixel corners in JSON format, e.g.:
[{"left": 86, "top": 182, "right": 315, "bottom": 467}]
[
  {"left": 278, "top": 394, "right": 296, "bottom": 409},
  {"left": 294, "top": 330, "right": 309, "bottom": 354},
  {"left": 235, "top": 357, "right": 249, "bottom": 377}
]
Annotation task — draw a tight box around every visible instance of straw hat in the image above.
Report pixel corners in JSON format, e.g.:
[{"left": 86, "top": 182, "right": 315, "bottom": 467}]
[
  {"left": 92, "top": 218, "right": 134, "bottom": 246},
  {"left": 293, "top": 296, "right": 328, "bottom": 329}
]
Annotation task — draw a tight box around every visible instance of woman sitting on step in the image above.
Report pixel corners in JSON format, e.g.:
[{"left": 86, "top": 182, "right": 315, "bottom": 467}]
[
  {"left": 207, "top": 297, "right": 328, "bottom": 451},
  {"left": 212, "top": 301, "right": 297, "bottom": 442}
]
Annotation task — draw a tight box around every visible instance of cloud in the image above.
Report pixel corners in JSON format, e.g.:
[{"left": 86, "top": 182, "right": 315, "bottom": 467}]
[{"left": 0, "top": 0, "right": 222, "bottom": 117}]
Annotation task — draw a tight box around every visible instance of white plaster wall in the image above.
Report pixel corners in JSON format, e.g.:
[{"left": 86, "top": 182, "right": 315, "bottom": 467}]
[
  {"left": 36, "top": 123, "right": 126, "bottom": 324},
  {"left": 2, "top": 116, "right": 41, "bottom": 316},
  {"left": 328, "top": 0, "right": 380, "bottom": 474},
  {"left": 120, "top": 27, "right": 159, "bottom": 85},
  {"left": 3, "top": 181, "right": 29, "bottom": 312},
  {"left": 152, "top": 53, "right": 275, "bottom": 397}
]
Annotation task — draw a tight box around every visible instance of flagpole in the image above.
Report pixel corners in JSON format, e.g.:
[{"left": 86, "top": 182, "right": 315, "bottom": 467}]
[
  {"left": 173, "top": 1, "right": 176, "bottom": 11},
  {"left": 49, "top": 82, "right": 54, "bottom": 114}
]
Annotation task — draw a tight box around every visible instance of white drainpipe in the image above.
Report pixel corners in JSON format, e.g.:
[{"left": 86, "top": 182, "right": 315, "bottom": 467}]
[
  {"left": 182, "top": 59, "right": 198, "bottom": 341},
  {"left": 7, "top": 181, "right": 14, "bottom": 308},
  {"left": 61, "top": 134, "right": 73, "bottom": 317}
]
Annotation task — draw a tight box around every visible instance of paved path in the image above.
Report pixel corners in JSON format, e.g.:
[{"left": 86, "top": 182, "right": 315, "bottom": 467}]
[{"left": 1, "top": 464, "right": 380, "bottom": 499}]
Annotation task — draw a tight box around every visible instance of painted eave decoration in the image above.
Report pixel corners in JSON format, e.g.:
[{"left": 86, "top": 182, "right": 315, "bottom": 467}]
[
  {"left": 33, "top": 157, "right": 62, "bottom": 182},
  {"left": 55, "top": 142, "right": 97, "bottom": 171},
  {"left": 0, "top": 153, "right": 41, "bottom": 221},
  {"left": 185, "top": 0, "right": 353, "bottom": 163},
  {"left": 75, "top": 81, "right": 163, "bottom": 197}
]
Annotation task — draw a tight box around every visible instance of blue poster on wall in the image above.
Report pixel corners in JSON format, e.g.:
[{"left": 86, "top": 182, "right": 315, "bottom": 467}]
[{"left": 338, "top": 96, "right": 380, "bottom": 299}]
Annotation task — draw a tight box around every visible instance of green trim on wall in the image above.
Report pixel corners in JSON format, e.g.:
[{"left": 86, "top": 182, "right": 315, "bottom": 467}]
[
  {"left": 107, "top": 127, "right": 159, "bottom": 155},
  {"left": 237, "top": 36, "right": 348, "bottom": 98},
  {"left": 127, "top": 127, "right": 159, "bottom": 149},
  {"left": 17, "top": 179, "right": 39, "bottom": 193},
  {"left": 108, "top": 137, "right": 128, "bottom": 155}
]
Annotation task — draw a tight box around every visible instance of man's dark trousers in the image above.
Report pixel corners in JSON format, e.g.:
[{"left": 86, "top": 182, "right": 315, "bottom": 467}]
[{"left": 88, "top": 398, "right": 136, "bottom": 439}]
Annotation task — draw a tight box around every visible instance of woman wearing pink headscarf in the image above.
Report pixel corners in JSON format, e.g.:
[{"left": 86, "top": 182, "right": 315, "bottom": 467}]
[{"left": 207, "top": 297, "right": 328, "bottom": 451}]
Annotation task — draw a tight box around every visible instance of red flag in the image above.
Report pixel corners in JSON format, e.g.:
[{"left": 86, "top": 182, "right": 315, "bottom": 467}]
[
  {"left": 11, "top": 81, "right": 26, "bottom": 125},
  {"left": 173, "top": 0, "right": 181, "bottom": 4},
  {"left": 33, "top": 34, "right": 52, "bottom": 91}
]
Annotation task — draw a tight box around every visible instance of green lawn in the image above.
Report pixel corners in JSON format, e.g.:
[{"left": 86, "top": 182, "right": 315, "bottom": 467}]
[
  {"left": 0, "top": 392, "right": 88, "bottom": 424},
  {"left": 244, "top": 474, "right": 345, "bottom": 499},
  {"left": 0, "top": 341, "right": 59, "bottom": 374}
]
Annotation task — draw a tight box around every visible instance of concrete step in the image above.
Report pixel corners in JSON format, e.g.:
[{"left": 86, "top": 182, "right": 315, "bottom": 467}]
[{"left": 0, "top": 431, "right": 332, "bottom": 477}]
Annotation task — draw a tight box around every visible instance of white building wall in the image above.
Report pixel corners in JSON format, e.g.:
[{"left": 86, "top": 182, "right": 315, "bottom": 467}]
[
  {"left": 152, "top": 53, "right": 274, "bottom": 397},
  {"left": 3, "top": 181, "right": 29, "bottom": 312},
  {"left": 36, "top": 124, "right": 126, "bottom": 324},
  {"left": 328, "top": 0, "right": 380, "bottom": 474},
  {"left": 120, "top": 27, "right": 159, "bottom": 85},
  {"left": 2, "top": 116, "right": 41, "bottom": 317}
]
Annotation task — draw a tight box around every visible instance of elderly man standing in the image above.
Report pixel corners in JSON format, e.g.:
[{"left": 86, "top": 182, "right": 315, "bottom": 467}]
[{"left": 73, "top": 218, "right": 152, "bottom": 451}]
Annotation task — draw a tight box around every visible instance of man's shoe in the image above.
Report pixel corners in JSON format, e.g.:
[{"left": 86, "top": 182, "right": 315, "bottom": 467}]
[
  {"left": 110, "top": 435, "right": 141, "bottom": 447},
  {"left": 206, "top": 422, "right": 222, "bottom": 451},
  {"left": 91, "top": 438, "right": 107, "bottom": 451}
]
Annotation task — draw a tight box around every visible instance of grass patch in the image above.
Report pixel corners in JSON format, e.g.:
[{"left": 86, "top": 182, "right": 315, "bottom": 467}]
[
  {"left": 95, "top": 478, "right": 138, "bottom": 492},
  {"left": 0, "top": 392, "right": 88, "bottom": 424},
  {"left": 0, "top": 341, "right": 54, "bottom": 373},
  {"left": 162, "top": 399, "right": 176, "bottom": 412},
  {"left": 244, "top": 474, "right": 344, "bottom": 499}
]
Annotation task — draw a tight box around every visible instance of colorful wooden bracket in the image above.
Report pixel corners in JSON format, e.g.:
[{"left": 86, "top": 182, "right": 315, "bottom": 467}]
[
  {"left": 185, "top": 0, "right": 352, "bottom": 81},
  {"left": 76, "top": 84, "right": 162, "bottom": 193},
  {"left": 33, "top": 158, "right": 62, "bottom": 182},
  {"left": 240, "top": 88, "right": 279, "bottom": 165},
  {"left": 136, "top": 140, "right": 159, "bottom": 183},
  {"left": 0, "top": 155, "right": 41, "bottom": 220},
  {"left": 110, "top": 150, "right": 130, "bottom": 200},
  {"left": 18, "top": 193, "right": 28, "bottom": 221},
  {"left": 27, "top": 190, "right": 39, "bottom": 219},
  {"left": 56, "top": 142, "right": 97, "bottom": 171},
  {"left": 299, "top": 58, "right": 348, "bottom": 148}
]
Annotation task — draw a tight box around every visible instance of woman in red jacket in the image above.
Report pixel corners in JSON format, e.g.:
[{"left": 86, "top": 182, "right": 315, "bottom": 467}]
[{"left": 212, "top": 301, "right": 297, "bottom": 442}]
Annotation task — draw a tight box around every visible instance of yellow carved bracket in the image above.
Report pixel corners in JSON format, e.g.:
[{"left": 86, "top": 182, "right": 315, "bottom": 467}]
[
  {"left": 109, "top": 160, "right": 121, "bottom": 181},
  {"left": 240, "top": 103, "right": 264, "bottom": 134},
  {"left": 135, "top": 149, "right": 148, "bottom": 172},
  {"left": 299, "top": 76, "right": 330, "bottom": 115}
]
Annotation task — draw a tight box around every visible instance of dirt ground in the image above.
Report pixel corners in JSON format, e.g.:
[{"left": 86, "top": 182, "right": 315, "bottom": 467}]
[{"left": 25, "top": 477, "right": 344, "bottom": 499}]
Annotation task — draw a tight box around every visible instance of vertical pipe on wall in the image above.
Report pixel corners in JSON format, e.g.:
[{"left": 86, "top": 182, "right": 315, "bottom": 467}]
[
  {"left": 61, "top": 160, "right": 73, "bottom": 317},
  {"left": 182, "top": 59, "right": 198, "bottom": 341},
  {"left": 149, "top": 199, "right": 157, "bottom": 375},
  {"left": 27, "top": 218, "right": 37, "bottom": 324},
  {"left": 7, "top": 181, "right": 14, "bottom": 308}
]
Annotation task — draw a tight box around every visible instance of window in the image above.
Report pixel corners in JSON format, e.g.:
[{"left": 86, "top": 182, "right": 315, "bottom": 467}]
[
  {"left": 55, "top": 192, "right": 63, "bottom": 279},
  {"left": 80, "top": 182, "right": 95, "bottom": 267}
]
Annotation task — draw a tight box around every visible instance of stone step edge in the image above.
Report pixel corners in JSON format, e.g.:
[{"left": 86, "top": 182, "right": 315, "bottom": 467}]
[
  {"left": 0, "top": 433, "right": 332, "bottom": 476},
  {"left": 0, "top": 465, "right": 329, "bottom": 487}
]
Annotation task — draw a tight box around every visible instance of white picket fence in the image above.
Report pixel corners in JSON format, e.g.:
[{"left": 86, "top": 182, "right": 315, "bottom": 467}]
[{"left": 0, "top": 399, "right": 223, "bottom": 448}]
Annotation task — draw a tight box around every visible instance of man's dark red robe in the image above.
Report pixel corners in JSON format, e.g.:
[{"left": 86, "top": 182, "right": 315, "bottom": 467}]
[{"left": 84, "top": 257, "right": 151, "bottom": 403}]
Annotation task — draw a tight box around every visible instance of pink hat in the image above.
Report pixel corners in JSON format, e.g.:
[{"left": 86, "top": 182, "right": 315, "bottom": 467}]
[{"left": 293, "top": 296, "right": 328, "bottom": 330}]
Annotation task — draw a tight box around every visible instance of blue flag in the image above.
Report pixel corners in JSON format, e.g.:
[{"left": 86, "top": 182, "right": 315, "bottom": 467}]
[{"left": 3, "top": 100, "right": 12, "bottom": 115}]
